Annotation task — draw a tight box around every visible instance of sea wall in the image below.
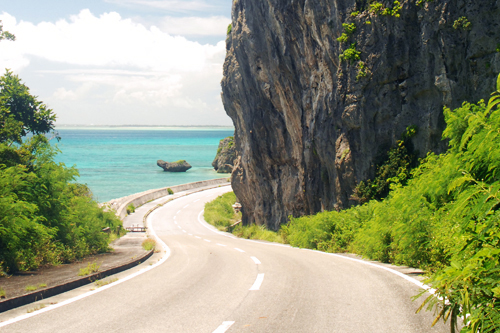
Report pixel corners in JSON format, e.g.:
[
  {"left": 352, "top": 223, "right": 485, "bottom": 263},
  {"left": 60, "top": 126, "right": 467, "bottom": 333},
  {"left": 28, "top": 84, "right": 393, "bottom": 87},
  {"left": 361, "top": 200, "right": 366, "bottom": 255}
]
[
  {"left": 221, "top": 0, "right": 500, "bottom": 230},
  {"left": 106, "top": 178, "right": 230, "bottom": 219}
]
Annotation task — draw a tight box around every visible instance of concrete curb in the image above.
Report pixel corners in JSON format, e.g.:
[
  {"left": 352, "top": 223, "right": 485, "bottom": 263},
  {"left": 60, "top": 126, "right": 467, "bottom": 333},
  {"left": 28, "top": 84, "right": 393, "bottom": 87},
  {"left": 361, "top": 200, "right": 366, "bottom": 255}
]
[
  {"left": 106, "top": 177, "right": 230, "bottom": 219},
  {"left": 0, "top": 249, "right": 154, "bottom": 313}
]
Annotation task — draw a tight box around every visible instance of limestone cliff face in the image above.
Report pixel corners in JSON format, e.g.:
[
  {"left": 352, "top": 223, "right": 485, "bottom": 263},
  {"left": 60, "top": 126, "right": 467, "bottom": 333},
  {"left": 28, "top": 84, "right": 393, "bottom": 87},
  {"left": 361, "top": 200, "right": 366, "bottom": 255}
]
[
  {"left": 221, "top": 0, "right": 500, "bottom": 230},
  {"left": 212, "top": 136, "right": 237, "bottom": 173}
]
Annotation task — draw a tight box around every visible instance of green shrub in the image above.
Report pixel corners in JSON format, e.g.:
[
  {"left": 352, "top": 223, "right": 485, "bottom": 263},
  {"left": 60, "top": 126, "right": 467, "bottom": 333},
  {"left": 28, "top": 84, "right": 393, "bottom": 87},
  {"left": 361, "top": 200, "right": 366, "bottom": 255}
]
[
  {"left": 453, "top": 16, "right": 471, "bottom": 30},
  {"left": 126, "top": 203, "right": 135, "bottom": 215},
  {"left": 167, "top": 188, "right": 174, "bottom": 195},
  {"left": 142, "top": 238, "right": 156, "bottom": 251},
  {"left": 353, "top": 126, "right": 417, "bottom": 203},
  {"left": 227, "top": 23, "right": 232, "bottom": 35},
  {"left": 0, "top": 286, "right": 6, "bottom": 298},
  {"left": 339, "top": 43, "right": 361, "bottom": 62},
  {"left": 0, "top": 71, "right": 123, "bottom": 274}
]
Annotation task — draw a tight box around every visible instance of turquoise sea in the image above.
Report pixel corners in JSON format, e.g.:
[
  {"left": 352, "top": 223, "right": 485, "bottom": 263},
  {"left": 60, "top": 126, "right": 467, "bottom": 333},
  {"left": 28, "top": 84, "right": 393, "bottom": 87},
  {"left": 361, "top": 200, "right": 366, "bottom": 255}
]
[{"left": 53, "top": 127, "right": 234, "bottom": 202}]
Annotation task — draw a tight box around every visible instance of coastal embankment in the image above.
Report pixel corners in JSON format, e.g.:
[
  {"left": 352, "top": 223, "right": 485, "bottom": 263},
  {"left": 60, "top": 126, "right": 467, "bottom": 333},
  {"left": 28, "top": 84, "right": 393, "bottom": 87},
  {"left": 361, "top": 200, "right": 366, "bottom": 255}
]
[{"left": 106, "top": 177, "right": 230, "bottom": 219}]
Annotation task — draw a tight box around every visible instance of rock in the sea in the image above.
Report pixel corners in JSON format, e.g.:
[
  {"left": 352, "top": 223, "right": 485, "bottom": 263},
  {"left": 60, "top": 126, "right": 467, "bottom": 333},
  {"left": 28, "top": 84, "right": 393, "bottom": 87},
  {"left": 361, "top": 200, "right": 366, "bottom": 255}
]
[
  {"left": 157, "top": 160, "right": 192, "bottom": 172},
  {"left": 221, "top": 0, "right": 500, "bottom": 230},
  {"left": 212, "top": 136, "right": 237, "bottom": 173}
]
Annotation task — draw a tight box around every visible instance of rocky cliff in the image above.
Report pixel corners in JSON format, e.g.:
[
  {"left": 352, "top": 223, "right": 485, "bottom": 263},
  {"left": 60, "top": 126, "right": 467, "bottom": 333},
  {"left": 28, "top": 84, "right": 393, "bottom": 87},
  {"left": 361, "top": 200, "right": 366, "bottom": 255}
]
[
  {"left": 212, "top": 136, "right": 237, "bottom": 173},
  {"left": 221, "top": 0, "right": 500, "bottom": 230}
]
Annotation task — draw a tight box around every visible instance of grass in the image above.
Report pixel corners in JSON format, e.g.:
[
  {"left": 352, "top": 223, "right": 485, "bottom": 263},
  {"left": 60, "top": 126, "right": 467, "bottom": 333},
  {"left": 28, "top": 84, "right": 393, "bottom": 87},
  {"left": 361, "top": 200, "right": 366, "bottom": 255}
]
[
  {"left": 204, "top": 192, "right": 285, "bottom": 243},
  {"left": 204, "top": 192, "right": 241, "bottom": 230},
  {"left": 94, "top": 278, "right": 118, "bottom": 288},
  {"left": 142, "top": 238, "right": 156, "bottom": 251},
  {"left": 27, "top": 304, "right": 45, "bottom": 313},
  {"left": 0, "top": 286, "right": 6, "bottom": 298},
  {"left": 24, "top": 283, "right": 47, "bottom": 292},
  {"left": 78, "top": 262, "right": 101, "bottom": 276},
  {"left": 25, "top": 285, "right": 37, "bottom": 292}
]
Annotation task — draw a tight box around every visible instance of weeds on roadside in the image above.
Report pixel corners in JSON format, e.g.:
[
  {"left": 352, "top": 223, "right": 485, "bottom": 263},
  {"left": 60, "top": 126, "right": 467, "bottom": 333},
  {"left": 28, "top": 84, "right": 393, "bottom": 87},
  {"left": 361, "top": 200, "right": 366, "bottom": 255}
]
[
  {"left": 94, "top": 278, "right": 118, "bottom": 288},
  {"left": 0, "top": 286, "right": 6, "bottom": 298},
  {"left": 78, "top": 262, "right": 100, "bottom": 276},
  {"left": 27, "top": 304, "right": 45, "bottom": 313},
  {"left": 25, "top": 285, "right": 37, "bottom": 292},
  {"left": 142, "top": 238, "right": 156, "bottom": 251}
]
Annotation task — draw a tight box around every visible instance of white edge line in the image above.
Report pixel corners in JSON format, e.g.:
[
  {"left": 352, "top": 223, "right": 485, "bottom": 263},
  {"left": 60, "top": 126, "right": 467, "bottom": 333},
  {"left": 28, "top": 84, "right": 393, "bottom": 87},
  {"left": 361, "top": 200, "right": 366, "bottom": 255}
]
[
  {"left": 251, "top": 256, "right": 261, "bottom": 265},
  {"left": 204, "top": 239, "right": 211, "bottom": 243},
  {"left": 217, "top": 243, "right": 227, "bottom": 247},
  {"left": 234, "top": 248, "right": 245, "bottom": 253},
  {"left": 212, "top": 321, "right": 235, "bottom": 333},
  {"left": 196, "top": 205, "right": 436, "bottom": 295},
  {"left": 249, "top": 273, "right": 265, "bottom": 291},
  {"left": 0, "top": 203, "right": 172, "bottom": 328}
]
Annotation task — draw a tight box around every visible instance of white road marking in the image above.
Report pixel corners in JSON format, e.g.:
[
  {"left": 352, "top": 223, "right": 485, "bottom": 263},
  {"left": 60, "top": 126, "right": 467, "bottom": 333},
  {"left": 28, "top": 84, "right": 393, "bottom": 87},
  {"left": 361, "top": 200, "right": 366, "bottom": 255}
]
[
  {"left": 204, "top": 239, "right": 211, "bottom": 243},
  {"left": 234, "top": 248, "right": 245, "bottom": 253},
  {"left": 251, "top": 256, "right": 261, "bottom": 265},
  {"left": 177, "top": 210, "right": 181, "bottom": 214},
  {"left": 217, "top": 243, "right": 227, "bottom": 247},
  {"left": 189, "top": 233, "right": 193, "bottom": 236},
  {"left": 174, "top": 221, "right": 178, "bottom": 224},
  {"left": 0, "top": 206, "right": 174, "bottom": 329},
  {"left": 183, "top": 230, "right": 187, "bottom": 233},
  {"left": 183, "top": 204, "right": 189, "bottom": 208},
  {"left": 177, "top": 226, "right": 182, "bottom": 229},
  {"left": 212, "top": 321, "right": 235, "bottom": 333},
  {"left": 194, "top": 199, "right": 200, "bottom": 203},
  {"left": 196, "top": 208, "right": 436, "bottom": 295},
  {"left": 249, "top": 273, "right": 265, "bottom": 291},
  {"left": 195, "top": 236, "right": 201, "bottom": 239},
  {"left": 174, "top": 216, "right": 177, "bottom": 219}
]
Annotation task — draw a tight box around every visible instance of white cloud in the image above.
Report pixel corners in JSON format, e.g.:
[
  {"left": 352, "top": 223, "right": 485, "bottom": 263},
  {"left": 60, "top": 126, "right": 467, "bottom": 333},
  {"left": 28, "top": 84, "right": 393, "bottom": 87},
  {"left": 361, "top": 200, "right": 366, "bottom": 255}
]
[
  {"left": 0, "top": 10, "right": 225, "bottom": 71},
  {"left": 159, "top": 16, "right": 230, "bottom": 36},
  {"left": 0, "top": 10, "right": 232, "bottom": 125},
  {"left": 104, "top": 0, "right": 214, "bottom": 12}
]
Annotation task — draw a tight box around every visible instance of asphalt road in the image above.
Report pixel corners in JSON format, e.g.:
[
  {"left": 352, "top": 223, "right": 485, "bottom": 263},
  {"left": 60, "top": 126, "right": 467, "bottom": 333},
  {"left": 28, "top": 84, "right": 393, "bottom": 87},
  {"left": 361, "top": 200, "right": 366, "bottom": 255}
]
[{"left": 0, "top": 185, "right": 450, "bottom": 332}]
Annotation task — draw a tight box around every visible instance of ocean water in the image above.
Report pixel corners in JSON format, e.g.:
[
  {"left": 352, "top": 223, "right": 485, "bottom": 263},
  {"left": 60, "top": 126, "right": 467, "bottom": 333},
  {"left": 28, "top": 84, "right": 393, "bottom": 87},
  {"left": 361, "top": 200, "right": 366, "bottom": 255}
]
[{"left": 53, "top": 127, "right": 234, "bottom": 202}]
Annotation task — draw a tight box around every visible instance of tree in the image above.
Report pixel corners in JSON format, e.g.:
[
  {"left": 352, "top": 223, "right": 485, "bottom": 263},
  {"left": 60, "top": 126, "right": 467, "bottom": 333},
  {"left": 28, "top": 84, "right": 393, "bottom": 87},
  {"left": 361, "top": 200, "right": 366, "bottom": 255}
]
[
  {"left": 0, "top": 20, "right": 15, "bottom": 42},
  {"left": 0, "top": 70, "right": 56, "bottom": 143}
]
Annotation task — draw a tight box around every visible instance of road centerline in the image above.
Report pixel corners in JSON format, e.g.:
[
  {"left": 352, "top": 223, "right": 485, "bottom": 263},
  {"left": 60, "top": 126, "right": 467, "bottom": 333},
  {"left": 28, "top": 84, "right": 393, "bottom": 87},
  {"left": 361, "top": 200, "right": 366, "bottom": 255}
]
[
  {"left": 212, "top": 321, "right": 235, "bottom": 333},
  {"left": 251, "top": 256, "right": 261, "bottom": 265},
  {"left": 249, "top": 273, "right": 265, "bottom": 291}
]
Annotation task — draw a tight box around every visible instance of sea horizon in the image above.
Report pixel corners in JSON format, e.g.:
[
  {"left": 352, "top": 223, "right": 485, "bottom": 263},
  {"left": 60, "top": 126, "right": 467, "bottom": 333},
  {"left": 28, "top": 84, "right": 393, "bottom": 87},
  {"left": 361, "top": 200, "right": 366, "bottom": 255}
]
[{"left": 53, "top": 127, "right": 234, "bottom": 203}]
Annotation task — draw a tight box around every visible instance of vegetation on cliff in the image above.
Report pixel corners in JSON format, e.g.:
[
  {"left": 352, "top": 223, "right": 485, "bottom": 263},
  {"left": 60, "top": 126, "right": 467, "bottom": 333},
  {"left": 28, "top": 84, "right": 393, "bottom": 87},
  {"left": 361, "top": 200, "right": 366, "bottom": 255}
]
[
  {"left": 282, "top": 76, "right": 500, "bottom": 331},
  {"left": 0, "top": 70, "right": 123, "bottom": 275}
]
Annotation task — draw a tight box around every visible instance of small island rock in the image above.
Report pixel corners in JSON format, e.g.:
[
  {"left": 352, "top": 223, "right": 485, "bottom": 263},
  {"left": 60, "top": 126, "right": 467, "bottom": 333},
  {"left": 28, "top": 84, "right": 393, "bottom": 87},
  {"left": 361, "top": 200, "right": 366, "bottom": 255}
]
[
  {"left": 157, "top": 160, "right": 192, "bottom": 172},
  {"left": 212, "top": 136, "right": 236, "bottom": 173}
]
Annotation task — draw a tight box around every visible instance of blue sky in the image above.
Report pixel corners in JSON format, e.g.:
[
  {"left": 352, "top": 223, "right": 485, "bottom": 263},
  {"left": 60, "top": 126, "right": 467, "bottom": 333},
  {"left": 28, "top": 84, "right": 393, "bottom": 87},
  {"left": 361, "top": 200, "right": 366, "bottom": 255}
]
[{"left": 0, "top": 0, "right": 233, "bottom": 126}]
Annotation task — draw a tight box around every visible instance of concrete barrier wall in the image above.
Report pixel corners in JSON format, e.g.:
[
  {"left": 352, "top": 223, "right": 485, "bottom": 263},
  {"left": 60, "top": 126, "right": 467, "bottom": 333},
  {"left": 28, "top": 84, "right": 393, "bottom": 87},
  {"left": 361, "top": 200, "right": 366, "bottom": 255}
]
[{"left": 106, "top": 177, "right": 230, "bottom": 219}]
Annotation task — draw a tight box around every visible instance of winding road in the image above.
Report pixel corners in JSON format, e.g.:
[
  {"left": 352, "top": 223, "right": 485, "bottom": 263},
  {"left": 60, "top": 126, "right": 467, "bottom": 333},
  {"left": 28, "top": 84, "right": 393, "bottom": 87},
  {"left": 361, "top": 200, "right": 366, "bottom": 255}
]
[{"left": 0, "top": 185, "right": 449, "bottom": 332}]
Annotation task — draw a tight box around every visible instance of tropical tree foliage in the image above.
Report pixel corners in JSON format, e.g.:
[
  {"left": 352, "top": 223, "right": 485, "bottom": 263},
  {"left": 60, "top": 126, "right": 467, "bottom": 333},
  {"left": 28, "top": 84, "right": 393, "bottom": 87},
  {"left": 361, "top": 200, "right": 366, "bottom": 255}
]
[
  {"left": 282, "top": 74, "right": 500, "bottom": 332},
  {"left": 0, "top": 71, "right": 123, "bottom": 274}
]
